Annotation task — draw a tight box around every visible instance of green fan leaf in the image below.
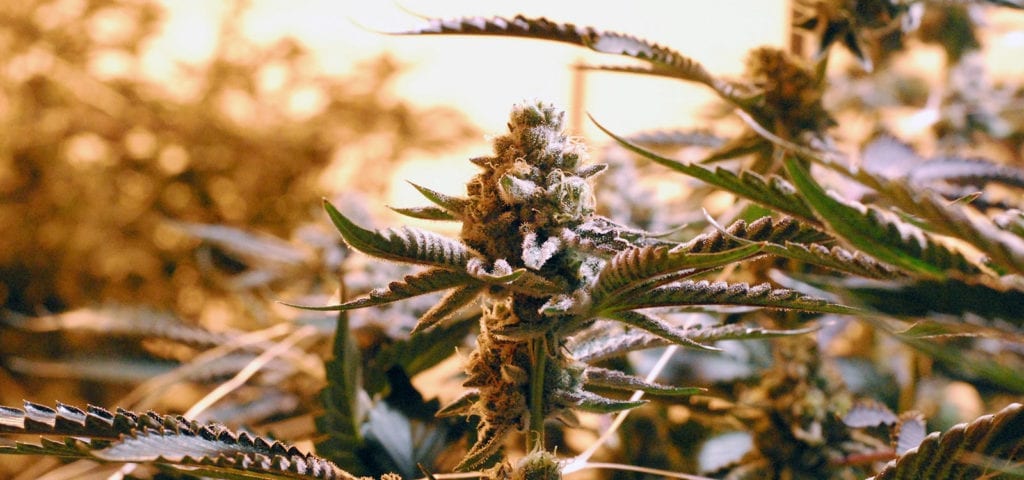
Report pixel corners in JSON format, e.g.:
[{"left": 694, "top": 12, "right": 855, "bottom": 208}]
[
  {"left": 870, "top": 403, "right": 1024, "bottom": 480},
  {"left": 830, "top": 278, "right": 1024, "bottom": 326},
  {"left": 324, "top": 200, "right": 475, "bottom": 268},
  {"left": 411, "top": 283, "right": 485, "bottom": 333},
  {"left": 592, "top": 243, "right": 762, "bottom": 308},
  {"left": 0, "top": 402, "right": 352, "bottom": 480},
  {"left": 406, "top": 181, "right": 470, "bottom": 218},
  {"left": 894, "top": 333, "right": 1024, "bottom": 394},
  {"left": 784, "top": 158, "right": 980, "bottom": 277},
  {"left": 287, "top": 268, "right": 476, "bottom": 312},
  {"left": 857, "top": 171, "right": 1024, "bottom": 276},
  {"left": 600, "top": 279, "right": 857, "bottom": 316},
  {"left": 570, "top": 322, "right": 815, "bottom": 363},
  {"left": 594, "top": 119, "right": 818, "bottom": 222},
  {"left": 315, "top": 313, "right": 366, "bottom": 473},
  {"left": 583, "top": 366, "right": 704, "bottom": 395}
]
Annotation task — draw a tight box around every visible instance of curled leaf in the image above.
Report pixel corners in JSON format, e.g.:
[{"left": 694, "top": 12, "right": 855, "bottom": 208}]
[{"left": 843, "top": 400, "right": 898, "bottom": 428}]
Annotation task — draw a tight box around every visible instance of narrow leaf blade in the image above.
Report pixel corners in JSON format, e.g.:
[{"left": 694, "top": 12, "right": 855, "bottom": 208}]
[
  {"left": 412, "top": 283, "right": 484, "bottom": 333},
  {"left": 324, "top": 200, "right": 474, "bottom": 268},
  {"left": 784, "top": 158, "right": 978, "bottom": 277},
  {"left": 593, "top": 119, "right": 817, "bottom": 221},
  {"left": 287, "top": 268, "right": 476, "bottom": 312},
  {"left": 406, "top": 181, "right": 469, "bottom": 218},
  {"left": 583, "top": 366, "right": 703, "bottom": 395},
  {"left": 604, "top": 279, "right": 857, "bottom": 316},
  {"left": 593, "top": 243, "right": 761, "bottom": 308}
]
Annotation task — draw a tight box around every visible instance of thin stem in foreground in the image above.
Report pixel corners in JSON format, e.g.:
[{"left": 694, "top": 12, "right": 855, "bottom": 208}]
[{"left": 528, "top": 335, "right": 549, "bottom": 452}]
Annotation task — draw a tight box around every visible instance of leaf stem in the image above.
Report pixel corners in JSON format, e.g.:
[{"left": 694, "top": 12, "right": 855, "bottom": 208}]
[{"left": 528, "top": 335, "right": 548, "bottom": 452}]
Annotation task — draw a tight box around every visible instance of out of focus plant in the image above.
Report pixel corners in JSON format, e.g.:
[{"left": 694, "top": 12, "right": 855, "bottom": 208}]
[
  {"left": 0, "top": 0, "right": 475, "bottom": 316},
  {"left": 0, "top": 0, "right": 474, "bottom": 476}
]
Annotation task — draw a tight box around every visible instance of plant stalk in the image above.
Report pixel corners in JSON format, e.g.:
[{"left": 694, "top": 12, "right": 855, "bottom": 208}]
[{"left": 528, "top": 335, "right": 548, "bottom": 452}]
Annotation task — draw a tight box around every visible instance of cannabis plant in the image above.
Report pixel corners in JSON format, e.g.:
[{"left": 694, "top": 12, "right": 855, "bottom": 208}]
[
  {"left": 309, "top": 100, "right": 859, "bottom": 477},
  {"left": 381, "top": 5, "right": 1024, "bottom": 479},
  {"left": 5, "top": 2, "right": 1024, "bottom": 480}
]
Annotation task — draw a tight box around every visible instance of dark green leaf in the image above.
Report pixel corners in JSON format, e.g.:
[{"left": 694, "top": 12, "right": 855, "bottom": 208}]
[
  {"left": 894, "top": 333, "right": 1024, "bottom": 393},
  {"left": 832, "top": 278, "right": 1024, "bottom": 326},
  {"left": 784, "top": 158, "right": 979, "bottom": 277},
  {"left": 761, "top": 242, "right": 901, "bottom": 279},
  {"left": 411, "top": 283, "right": 484, "bottom": 333},
  {"left": 864, "top": 174, "right": 1024, "bottom": 276},
  {"left": 315, "top": 313, "right": 366, "bottom": 473},
  {"left": 592, "top": 243, "right": 762, "bottom": 309},
  {"left": 594, "top": 119, "right": 817, "bottom": 222},
  {"left": 406, "top": 181, "right": 469, "bottom": 218},
  {"left": 324, "top": 200, "right": 475, "bottom": 268}
]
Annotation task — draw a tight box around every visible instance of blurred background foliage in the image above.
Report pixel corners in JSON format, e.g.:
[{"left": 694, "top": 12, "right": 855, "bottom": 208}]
[
  {"left": 0, "top": 2, "right": 475, "bottom": 470},
  {"left": 0, "top": 0, "right": 475, "bottom": 315}
]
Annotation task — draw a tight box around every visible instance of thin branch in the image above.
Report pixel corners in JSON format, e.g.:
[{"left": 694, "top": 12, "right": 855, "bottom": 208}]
[
  {"left": 184, "top": 325, "right": 319, "bottom": 418},
  {"left": 567, "top": 461, "right": 718, "bottom": 479},
  {"left": 561, "top": 343, "right": 680, "bottom": 474}
]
